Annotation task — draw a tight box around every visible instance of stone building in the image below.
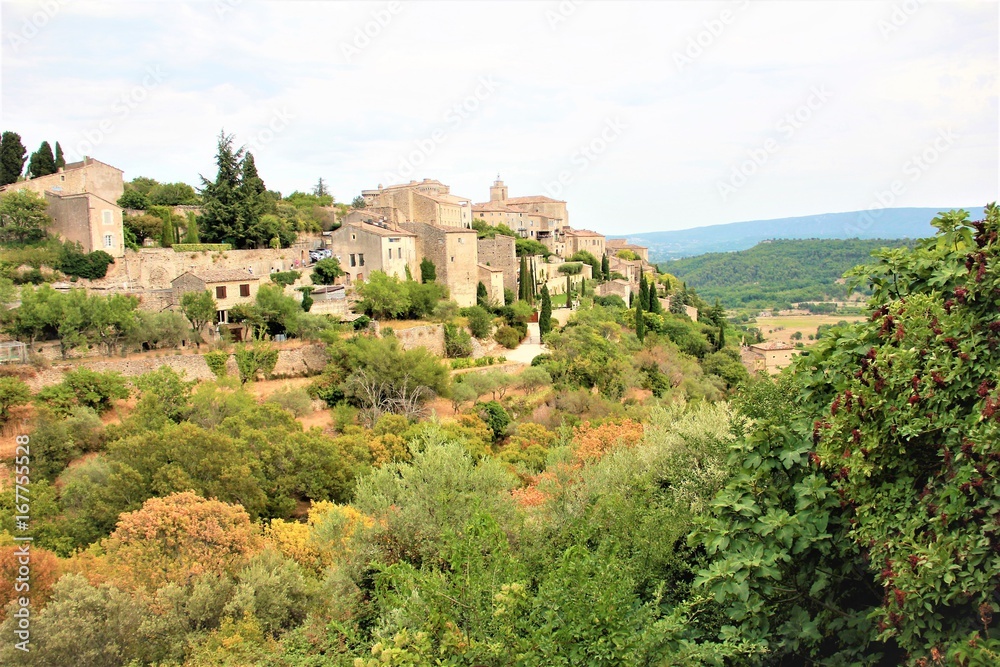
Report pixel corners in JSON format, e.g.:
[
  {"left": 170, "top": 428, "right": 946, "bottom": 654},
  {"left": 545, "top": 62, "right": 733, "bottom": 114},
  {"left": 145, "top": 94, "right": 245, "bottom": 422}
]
[
  {"left": 360, "top": 179, "right": 473, "bottom": 228},
  {"left": 326, "top": 221, "right": 418, "bottom": 285},
  {"left": 606, "top": 239, "right": 649, "bottom": 263},
  {"left": 400, "top": 222, "right": 478, "bottom": 307},
  {"left": 476, "top": 234, "right": 517, "bottom": 293},
  {"left": 0, "top": 157, "right": 126, "bottom": 257},
  {"left": 171, "top": 268, "right": 260, "bottom": 324},
  {"left": 477, "top": 264, "right": 505, "bottom": 307},
  {"left": 563, "top": 228, "right": 606, "bottom": 258},
  {"left": 741, "top": 340, "right": 799, "bottom": 375},
  {"left": 473, "top": 178, "right": 569, "bottom": 251}
]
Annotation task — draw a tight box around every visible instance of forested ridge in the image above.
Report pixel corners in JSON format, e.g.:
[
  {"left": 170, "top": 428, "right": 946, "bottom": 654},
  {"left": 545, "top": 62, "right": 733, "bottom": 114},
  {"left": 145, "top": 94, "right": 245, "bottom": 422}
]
[
  {"left": 0, "top": 205, "right": 998, "bottom": 666},
  {"left": 660, "top": 238, "right": 917, "bottom": 308}
]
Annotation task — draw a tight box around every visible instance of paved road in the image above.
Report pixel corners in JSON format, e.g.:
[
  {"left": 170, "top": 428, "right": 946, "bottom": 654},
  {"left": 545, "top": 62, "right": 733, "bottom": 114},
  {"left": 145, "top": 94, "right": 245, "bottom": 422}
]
[{"left": 504, "top": 322, "right": 546, "bottom": 364}]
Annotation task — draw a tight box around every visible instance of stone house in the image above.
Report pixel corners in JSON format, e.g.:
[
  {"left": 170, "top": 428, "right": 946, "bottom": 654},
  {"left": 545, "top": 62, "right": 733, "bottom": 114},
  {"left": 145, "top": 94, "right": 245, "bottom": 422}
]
[
  {"left": 171, "top": 268, "right": 260, "bottom": 324},
  {"left": 400, "top": 222, "right": 478, "bottom": 307},
  {"left": 361, "top": 179, "right": 473, "bottom": 228},
  {"left": 477, "top": 264, "right": 506, "bottom": 307},
  {"left": 0, "top": 157, "right": 126, "bottom": 257},
  {"left": 476, "top": 234, "right": 517, "bottom": 293},
  {"left": 606, "top": 239, "right": 649, "bottom": 263},
  {"left": 473, "top": 178, "right": 569, "bottom": 252},
  {"left": 563, "top": 228, "right": 606, "bottom": 258},
  {"left": 741, "top": 340, "right": 799, "bottom": 375},
  {"left": 326, "top": 221, "right": 418, "bottom": 285}
]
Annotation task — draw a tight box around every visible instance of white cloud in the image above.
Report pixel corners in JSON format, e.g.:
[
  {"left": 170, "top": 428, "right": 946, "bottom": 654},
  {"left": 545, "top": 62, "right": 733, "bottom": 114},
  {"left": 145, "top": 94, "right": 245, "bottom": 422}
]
[{"left": 1, "top": 0, "right": 995, "bottom": 232}]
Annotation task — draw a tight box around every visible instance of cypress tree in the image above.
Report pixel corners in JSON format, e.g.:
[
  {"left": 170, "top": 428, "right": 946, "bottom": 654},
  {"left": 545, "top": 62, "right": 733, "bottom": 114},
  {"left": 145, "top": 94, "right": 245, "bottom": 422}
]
[
  {"left": 184, "top": 213, "right": 200, "bottom": 243},
  {"left": 635, "top": 296, "right": 646, "bottom": 342},
  {"left": 518, "top": 255, "right": 530, "bottom": 302},
  {"left": 601, "top": 254, "right": 610, "bottom": 281},
  {"left": 566, "top": 274, "right": 572, "bottom": 305},
  {"left": 420, "top": 257, "right": 436, "bottom": 283},
  {"left": 0, "top": 132, "right": 27, "bottom": 185},
  {"left": 160, "top": 216, "right": 174, "bottom": 248},
  {"left": 477, "top": 281, "right": 489, "bottom": 308},
  {"left": 54, "top": 142, "right": 65, "bottom": 169},
  {"left": 718, "top": 324, "right": 726, "bottom": 350},
  {"left": 27, "top": 141, "right": 56, "bottom": 178},
  {"left": 648, "top": 280, "right": 663, "bottom": 314},
  {"left": 638, "top": 274, "right": 649, "bottom": 311},
  {"left": 539, "top": 285, "right": 552, "bottom": 337}
]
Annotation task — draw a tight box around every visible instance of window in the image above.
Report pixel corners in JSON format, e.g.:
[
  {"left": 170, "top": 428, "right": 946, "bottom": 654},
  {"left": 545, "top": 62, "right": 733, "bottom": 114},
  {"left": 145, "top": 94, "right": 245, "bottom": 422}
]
[
  {"left": 359, "top": 253, "right": 365, "bottom": 266},
  {"left": 217, "top": 310, "right": 227, "bottom": 324},
  {"left": 350, "top": 254, "right": 356, "bottom": 267},
  {"left": 388, "top": 249, "right": 392, "bottom": 261},
  {"left": 450, "top": 256, "right": 455, "bottom": 263},
  {"left": 102, "top": 210, "right": 113, "bottom": 225},
  {"left": 216, "top": 285, "right": 227, "bottom": 299},
  {"left": 103, "top": 234, "right": 113, "bottom": 248},
  {"left": 351, "top": 233, "right": 356, "bottom": 240},
  {"left": 239, "top": 284, "right": 250, "bottom": 297},
  {"left": 458, "top": 237, "right": 464, "bottom": 244}
]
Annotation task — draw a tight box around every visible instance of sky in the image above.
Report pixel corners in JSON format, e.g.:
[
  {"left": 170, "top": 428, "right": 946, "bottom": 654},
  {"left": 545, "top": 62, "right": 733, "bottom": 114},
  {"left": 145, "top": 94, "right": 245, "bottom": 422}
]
[{"left": 1, "top": 0, "right": 997, "bottom": 235}]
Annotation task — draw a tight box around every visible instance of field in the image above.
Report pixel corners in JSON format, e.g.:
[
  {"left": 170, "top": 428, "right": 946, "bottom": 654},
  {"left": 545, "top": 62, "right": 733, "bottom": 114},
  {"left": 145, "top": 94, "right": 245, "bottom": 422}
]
[{"left": 756, "top": 313, "right": 865, "bottom": 346}]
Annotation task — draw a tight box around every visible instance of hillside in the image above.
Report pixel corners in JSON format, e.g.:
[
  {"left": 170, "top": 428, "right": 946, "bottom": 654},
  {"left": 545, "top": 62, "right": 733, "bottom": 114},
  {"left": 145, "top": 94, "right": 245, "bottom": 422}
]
[
  {"left": 660, "top": 238, "right": 916, "bottom": 308},
  {"left": 620, "top": 206, "right": 978, "bottom": 260}
]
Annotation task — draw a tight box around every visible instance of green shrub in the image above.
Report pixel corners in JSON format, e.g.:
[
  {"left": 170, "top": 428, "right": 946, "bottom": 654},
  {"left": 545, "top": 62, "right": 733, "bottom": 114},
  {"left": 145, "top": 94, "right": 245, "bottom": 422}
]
[
  {"left": 265, "top": 386, "right": 314, "bottom": 417},
  {"left": 270, "top": 271, "right": 301, "bottom": 288},
  {"left": 494, "top": 325, "right": 523, "bottom": 349},
  {"left": 204, "top": 351, "right": 229, "bottom": 378},
  {"left": 36, "top": 368, "right": 129, "bottom": 415},
  {"left": 444, "top": 323, "right": 473, "bottom": 358},
  {"left": 462, "top": 306, "right": 493, "bottom": 339},
  {"left": 56, "top": 242, "right": 114, "bottom": 279},
  {"left": 171, "top": 243, "right": 231, "bottom": 252},
  {"left": 557, "top": 262, "right": 583, "bottom": 275}
]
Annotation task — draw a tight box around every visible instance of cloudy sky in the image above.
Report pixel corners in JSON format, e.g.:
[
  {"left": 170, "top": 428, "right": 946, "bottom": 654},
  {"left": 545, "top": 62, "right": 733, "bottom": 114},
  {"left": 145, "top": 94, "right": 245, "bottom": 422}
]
[{"left": 2, "top": 0, "right": 997, "bottom": 234}]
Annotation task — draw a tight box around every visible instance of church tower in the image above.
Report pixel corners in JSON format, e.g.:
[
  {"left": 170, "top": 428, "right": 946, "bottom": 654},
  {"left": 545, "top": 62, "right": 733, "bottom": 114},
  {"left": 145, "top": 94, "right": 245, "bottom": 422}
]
[{"left": 489, "top": 174, "right": 508, "bottom": 202}]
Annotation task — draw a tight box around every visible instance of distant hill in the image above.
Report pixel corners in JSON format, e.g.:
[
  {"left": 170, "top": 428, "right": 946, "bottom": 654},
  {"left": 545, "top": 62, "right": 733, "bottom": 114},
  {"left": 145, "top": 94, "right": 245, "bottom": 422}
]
[
  {"left": 660, "top": 238, "right": 917, "bottom": 309},
  {"left": 618, "top": 207, "right": 979, "bottom": 260}
]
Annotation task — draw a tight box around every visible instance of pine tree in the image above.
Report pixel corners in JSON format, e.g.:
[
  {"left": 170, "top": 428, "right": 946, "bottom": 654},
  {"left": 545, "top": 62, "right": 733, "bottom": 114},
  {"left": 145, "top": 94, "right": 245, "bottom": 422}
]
[
  {"left": 0, "top": 132, "right": 27, "bottom": 185},
  {"left": 237, "top": 152, "right": 268, "bottom": 247},
  {"left": 54, "top": 142, "right": 65, "bottom": 169},
  {"left": 539, "top": 285, "right": 552, "bottom": 337},
  {"left": 199, "top": 131, "right": 245, "bottom": 246},
  {"left": 601, "top": 254, "right": 610, "bottom": 281},
  {"left": 635, "top": 296, "right": 646, "bottom": 342},
  {"left": 27, "top": 141, "right": 56, "bottom": 178}
]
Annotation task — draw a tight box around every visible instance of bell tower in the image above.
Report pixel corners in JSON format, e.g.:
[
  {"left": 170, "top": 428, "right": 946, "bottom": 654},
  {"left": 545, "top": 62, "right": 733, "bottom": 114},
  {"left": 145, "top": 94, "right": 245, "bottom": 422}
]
[{"left": 489, "top": 174, "right": 508, "bottom": 202}]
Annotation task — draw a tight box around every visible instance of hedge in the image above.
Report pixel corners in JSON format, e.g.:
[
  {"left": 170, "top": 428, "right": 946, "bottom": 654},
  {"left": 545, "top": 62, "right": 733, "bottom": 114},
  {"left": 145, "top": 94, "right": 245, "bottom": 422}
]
[{"left": 172, "top": 244, "right": 232, "bottom": 252}]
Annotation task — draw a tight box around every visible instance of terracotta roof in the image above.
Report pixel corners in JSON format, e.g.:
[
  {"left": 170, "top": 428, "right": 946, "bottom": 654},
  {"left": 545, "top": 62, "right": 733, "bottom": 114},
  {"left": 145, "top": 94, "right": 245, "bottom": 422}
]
[
  {"left": 181, "top": 269, "right": 258, "bottom": 283},
  {"left": 751, "top": 341, "right": 796, "bottom": 351},
  {"left": 340, "top": 221, "right": 415, "bottom": 238},
  {"left": 563, "top": 228, "right": 604, "bottom": 237},
  {"left": 477, "top": 263, "right": 503, "bottom": 272},
  {"left": 502, "top": 195, "right": 565, "bottom": 204}
]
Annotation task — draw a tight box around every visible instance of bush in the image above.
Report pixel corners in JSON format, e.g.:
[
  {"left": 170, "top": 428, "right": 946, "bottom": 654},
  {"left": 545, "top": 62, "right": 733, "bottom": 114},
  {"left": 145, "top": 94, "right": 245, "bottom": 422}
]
[
  {"left": 270, "top": 270, "right": 301, "bottom": 288},
  {"left": 494, "top": 325, "right": 524, "bottom": 349},
  {"left": 477, "top": 400, "right": 511, "bottom": 442},
  {"left": 265, "top": 386, "right": 314, "bottom": 417},
  {"left": 444, "top": 323, "right": 473, "bottom": 358},
  {"left": 594, "top": 295, "right": 627, "bottom": 309},
  {"left": 171, "top": 243, "right": 231, "bottom": 252},
  {"left": 204, "top": 350, "right": 229, "bottom": 378},
  {"left": 0, "top": 376, "right": 30, "bottom": 422},
  {"left": 462, "top": 305, "right": 493, "bottom": 339},
  {"left": 557, "top": 262, "right": 583, "bottom": 275},
  {"left": 36, "top": 368, "right": 129, "bottom": 415},
  {"left": 352, "top": 315, "right": 371, "bottom": 331},
  {"left": 56, "top": 241, "right": 114, "bottom": 279}
]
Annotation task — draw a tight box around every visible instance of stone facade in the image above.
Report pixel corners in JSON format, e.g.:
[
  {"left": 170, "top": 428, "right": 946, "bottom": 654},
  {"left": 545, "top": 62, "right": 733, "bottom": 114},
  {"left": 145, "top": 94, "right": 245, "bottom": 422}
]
[
  {"left": 327, "top": 221, "right": 418, "bottom": 285},
  {"left": 100, "top": 247, "right": 307, "bottom": 289},
  {"left": 361, "top": 179, "right": 473, "bottom": 228},
  {"left": 171, "top": 269, "right": 260, "bottom": 324},
  {"left": 477, "top": 264, "right": 505, "bottom": 307},
  {"left": 564, "top": 228, "right": 606, "bottom": 258},
  {"left": 473, "top": 178, "right": 569, "bottom": 250},
  {"left": 596, "top": 279, "right": 632, "bottom": 306},
  {"left": 1, "top": 157, "right": 126, "bottom": 257},
  {"left": 606, "top": 239, "right": 649, "bottom": 263},
  {"left": 401, "top": 222, "right": 478, "bottom": 307},
  {"left": 476, "top": 235, "right": 517, "bottom": 292},
  {"left": 392, "top": 323, "right": 445, "bottom": 357},
  {"left": 742, "top": 341, "right": 799, "bottom": 374}
]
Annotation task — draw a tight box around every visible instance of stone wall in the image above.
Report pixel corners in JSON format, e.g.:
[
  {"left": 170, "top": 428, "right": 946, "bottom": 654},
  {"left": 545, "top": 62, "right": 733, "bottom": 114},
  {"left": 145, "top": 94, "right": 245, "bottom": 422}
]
[
  {"left": 477, "top": 235, "right": 517, "bottom": 292},
  {"left": 390, "top": 323, "right": 445, "bottom": 357},
  {"left": 99, "top": 247, "right": 315, "bottom": 289}
]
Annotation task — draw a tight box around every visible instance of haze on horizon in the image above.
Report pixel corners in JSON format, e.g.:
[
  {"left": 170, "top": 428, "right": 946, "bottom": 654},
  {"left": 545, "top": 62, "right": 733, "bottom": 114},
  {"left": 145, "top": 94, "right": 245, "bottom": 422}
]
[{"left": 2, "top": 0, "right": 996, "bottom": 235}]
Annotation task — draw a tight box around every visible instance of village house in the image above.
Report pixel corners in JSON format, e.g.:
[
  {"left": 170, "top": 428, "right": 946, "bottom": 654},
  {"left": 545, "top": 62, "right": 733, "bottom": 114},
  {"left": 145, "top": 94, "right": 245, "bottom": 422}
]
[
  {"left": 0, "top": 157, "right": 126, "bottom": 257},
  {"left": 563, "top": 228, "right": 606, "bottom": 258},
  {"left": 171, "top": 268, "right": 260, "bottom": 325},
  {"left": 400, "top": 221, "right": 479, "bottom": 307},
  {"left": 326, "top": 220, "right": 419, "bottom": 285},
  {"left": 360, "top": 179, "right": 473, "bottom": 228},
  {"left": 473, "top": 178, "right": 570, "bottom": 252},
  {"left": 741, "top": 340, "right": 800, "bottom": 375},
  {"left": 477, "top": 263, "right": 506, "bottom": 306},
  {"left": 606, "top": 238, "right": 650, "bottom": 263}
]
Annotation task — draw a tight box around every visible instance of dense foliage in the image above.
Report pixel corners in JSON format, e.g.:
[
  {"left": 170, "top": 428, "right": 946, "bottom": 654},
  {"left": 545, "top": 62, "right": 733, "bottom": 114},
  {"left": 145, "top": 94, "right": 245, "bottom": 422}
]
[{"left": 661, "top": 238, "right": 916, "bottom": 308}]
